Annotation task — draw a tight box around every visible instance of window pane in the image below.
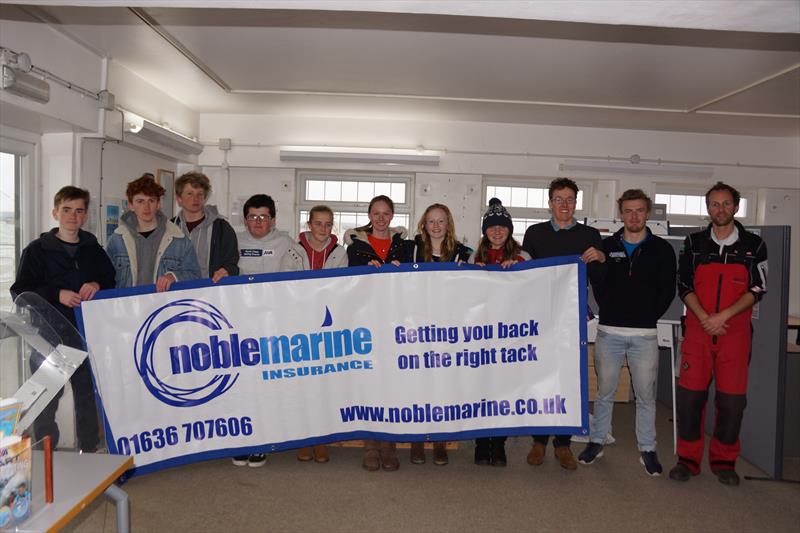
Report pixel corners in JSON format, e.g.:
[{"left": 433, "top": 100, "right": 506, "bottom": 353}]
[
  {"left": 356, "top": 213, "right": 370, "bottom": 228},
  {"left": 655, "top": 194, "right": 670, "bottom": 207},
  {"left": 394, "top": 214, "right": 410, "bottom": 231},
  {"left": 391, "top": 183, "right": 406, "bottom": 204},
  {"left": 492, "top": 186, "right": 511, "bottom": 206},
  {"left": 685, "top": 195, "right": 703, "bottom": 216},
  {"left": 486, "top": 186, "right": 496, "bottom": 200},
  {"left": 0, "top": 152, "right": 17, "bottom": 312},
  {"left": 670, "top": 194, "right": 686, "bottom": 215},
  {"left": 736, "top": 198, "right": 748, "bottom": 218},
  {"left": 527, "top": 188, "right": 544, "bottom": 208},
  {"left": 358, "top": 182, "right": 374, "bottom": 202},
  {"left": 340, "top": 212, "right": 359, "bottom": 233},
  {"left": 324, "top": 181, "right": 341, "bottom": 202},
  {"left": 340, "top": 181, "right": 358, "bottom": 202},
  {"left": 511, "top": 187, "right": 527, "bottom": 208},
  {"left": 373, "top": 182, "right": 391, "bottom": 198},
  {"left": 306, "top": 180, "right": 325, "bottom": 201},
  {"left": 576, "top": 191, "right": 584, "bottom": 211}
]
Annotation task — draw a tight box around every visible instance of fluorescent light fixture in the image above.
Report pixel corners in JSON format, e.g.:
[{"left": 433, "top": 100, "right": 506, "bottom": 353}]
[
  {"left": 1, "top": 64, "right": 50, "bottom": 104},
  {"left": 280, "top": 146, "right": 440, "bottom": 166},
  {"left": 559, "top": 159, "right": 714, "bottom": 179},
  {"left": 123, "top": 111, "right": 203, "bottom": 155}
]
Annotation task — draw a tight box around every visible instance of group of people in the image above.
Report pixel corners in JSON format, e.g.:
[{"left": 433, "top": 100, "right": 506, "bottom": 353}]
[{"left": 10, "top": 171, "right": 766, "bottom": 486}]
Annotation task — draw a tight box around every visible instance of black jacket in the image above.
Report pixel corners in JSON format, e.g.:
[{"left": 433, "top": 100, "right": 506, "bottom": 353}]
[
  {"left": 171, "top": 215, "right": 240, "bottom": 277},
  {"left": 594, "top": 227, "right": 677, "bottom": 329},
  {"left": 408, "top": 235, "right": 472, "bottom": 263},
  {"left": 522, "top": 220, "right": 606, "bottom": 292},
  {"left": 344, "top": 227, "right": 412, "bottom": 266},
  {"left": 10, "top": 228, "right": 116, "bottom": 328}
]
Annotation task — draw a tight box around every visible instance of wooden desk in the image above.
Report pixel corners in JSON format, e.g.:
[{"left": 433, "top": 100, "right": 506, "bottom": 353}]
[
  {"left": 23, "top": 451, "right": 132, "bottom": 533},
  {"left": 789, "top": 316, "right": 800, "bottom": 352}
]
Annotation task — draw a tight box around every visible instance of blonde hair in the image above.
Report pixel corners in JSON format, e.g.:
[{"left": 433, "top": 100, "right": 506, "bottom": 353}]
[{"left": 416, "top": 204, "right": 457, "bottom": 261}]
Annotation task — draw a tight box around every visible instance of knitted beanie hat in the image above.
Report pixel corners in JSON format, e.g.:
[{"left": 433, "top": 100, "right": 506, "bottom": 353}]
[{"left": 482, "top": 197, "right": 513, "bottom": 235}]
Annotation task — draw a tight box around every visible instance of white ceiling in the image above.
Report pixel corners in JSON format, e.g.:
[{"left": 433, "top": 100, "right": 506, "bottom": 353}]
[{"left": 2, "top": 1, "right": 799, "bottom": 136}]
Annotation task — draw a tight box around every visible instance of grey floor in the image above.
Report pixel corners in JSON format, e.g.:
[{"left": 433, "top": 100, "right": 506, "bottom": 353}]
[{"left": 66, "top": 402, "right": 800, "bottom": 533}]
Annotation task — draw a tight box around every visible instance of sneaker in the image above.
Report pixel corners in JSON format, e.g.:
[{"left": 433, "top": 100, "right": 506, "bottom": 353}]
[
  {"left": 715, "top": 469, "right": 740, "bottom": 486},
  {"left": 232, "top": 455, "right": 249, "bottom": 466},
  {"left": 578, "top": 443, "right": 604, "bottom": 465},
  {"left": 668, "top": 462, "right": 694, "bottom": 482},
  {"left": 248, "top": 453, "right": 267, "bottom": 468},
  {"left": 639, "top": 451, "right": 663, "bottom": 476},
  {"left": 554, "top": 446, "right": 578, "bottom": 470}
]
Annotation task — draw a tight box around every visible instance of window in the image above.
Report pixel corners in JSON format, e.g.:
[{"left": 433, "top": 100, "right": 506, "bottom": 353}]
[
  {"left": 655, "top": 184, "right": 755, "bottom": 227},
  {"left": 298, "top": 171, "right": 413, "bottom": 236},
  {"left": 0, "top": 152, "right": 21, "bottom": 312},
  {"left": 484, "top": 178, "right": 594, "bottom": 242}
]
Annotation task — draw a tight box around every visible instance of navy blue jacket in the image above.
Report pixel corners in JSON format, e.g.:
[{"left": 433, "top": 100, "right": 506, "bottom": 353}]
[{"left": 594, "top": 227, "right": 677, "bottom": 329}]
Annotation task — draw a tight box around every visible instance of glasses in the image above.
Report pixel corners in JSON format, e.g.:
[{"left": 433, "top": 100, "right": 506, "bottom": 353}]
[
  {"left": 246, "top": 214, "right": 272, "bottom": 222},
  {"left": 551, "top": 197, "right": 577, "bottom": 206}
]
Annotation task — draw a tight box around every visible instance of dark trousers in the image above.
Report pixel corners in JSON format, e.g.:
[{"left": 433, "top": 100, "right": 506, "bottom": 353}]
[
  {"left": 533, "top": 434, "right": 572, "bottom": 448},
  {"left": 30, "top": 352, "right": 99, "bottom": 452}
]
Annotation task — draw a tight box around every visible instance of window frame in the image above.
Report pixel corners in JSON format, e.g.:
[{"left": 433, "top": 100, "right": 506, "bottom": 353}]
[
  {"left": 655, "top": 182, "right": 756, "bottom": 227},
  {"left": 483, "top": 176, "right": 595, "bottom": 241},
  {"left": 296, "top": 170, "right": 414, "bottom": 235}
]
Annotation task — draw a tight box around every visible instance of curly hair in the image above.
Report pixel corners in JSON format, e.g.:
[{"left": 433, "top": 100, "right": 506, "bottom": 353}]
[{"left": 126, "top": 174, "right": 165, "bottom": 202}]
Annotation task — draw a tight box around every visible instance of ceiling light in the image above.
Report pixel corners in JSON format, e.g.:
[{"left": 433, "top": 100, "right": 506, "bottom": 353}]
[
  {"left": 559, "top": 159, "right": 714, "bottom": 179},
  {"left": 123, "top": 111, "right": 203, "bottom": 156},
  {"left": 280, "top": 146, "right": 440, "bottom": 166},
  {"left": 1, "top": 64, "right": 50, "bottom": 104}
]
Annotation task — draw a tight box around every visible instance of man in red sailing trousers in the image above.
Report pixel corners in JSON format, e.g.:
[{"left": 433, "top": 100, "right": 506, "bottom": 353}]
[{"left": 670, "top": 182, "right": 767, "bottom": 486}]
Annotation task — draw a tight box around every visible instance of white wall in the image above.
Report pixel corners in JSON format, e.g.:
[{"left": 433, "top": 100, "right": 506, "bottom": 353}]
[
  {"left": 198, "top": 113, "right": 800, "bottom": 312},
  {"left": 80, "top": 140, "right": 178, "bottom": 242}
]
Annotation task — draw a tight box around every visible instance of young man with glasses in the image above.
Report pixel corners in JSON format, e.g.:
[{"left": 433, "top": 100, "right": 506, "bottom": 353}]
[
  {"left": 670, "top": 182, "right": 767, "bottom": 486},
  {"left": 521, "top": 177, "right": 606, "bottom": 471},
  {"left": 233, "top": 193, "right": 294, "bottom": 468},
  {"left": 237, "top": 194, "right": 294, "bottom": 276},
  {"left": 577, "top": 189, "right": 676, "bottom": 476}
]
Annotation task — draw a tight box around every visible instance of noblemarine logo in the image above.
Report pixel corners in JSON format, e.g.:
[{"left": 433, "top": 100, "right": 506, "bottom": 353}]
[{"left": 135, "top": 299, "right": 237, "bottom": 407}]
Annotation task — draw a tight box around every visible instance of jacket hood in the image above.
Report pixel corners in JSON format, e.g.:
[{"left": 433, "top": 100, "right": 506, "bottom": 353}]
[
  {"left": 343, "top": 226, "right": 407, "bottom": 245},
  {"left": 299, "top": 231, "right": 338, "bottom": 249},
  {"left": 120, "top": 209, "right": 168, "bottom": 232}
]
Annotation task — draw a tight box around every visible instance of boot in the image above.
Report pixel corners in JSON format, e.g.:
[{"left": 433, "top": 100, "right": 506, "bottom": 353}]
[
  {"left": 380, "top": 441, "right": 399, "bottom": 471},
  {"left": 475, "top": 438, "right": 491, "bottom": 465},
  {"left": 433, "top": 442, "right": 449, "bottom": 466},
  {"left": 410, "top": 442, "right": 426, "bottom": 464},
  {"left": 297, "top": 447, "right": 313, "bottom": 462},
  {"left": 313, "top": 445, "right": 329, "bottom": 463},
  {"left": 362, "top": 440, "right": 380, "bottom": 471},
  {"left": 490, "top": 438, "right": 507, "bottom": 467}
]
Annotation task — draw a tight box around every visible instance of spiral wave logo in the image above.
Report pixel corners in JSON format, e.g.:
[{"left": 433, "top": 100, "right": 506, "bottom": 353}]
[{"left": 135, "top": 298, "right": 238, "bottom": 407}]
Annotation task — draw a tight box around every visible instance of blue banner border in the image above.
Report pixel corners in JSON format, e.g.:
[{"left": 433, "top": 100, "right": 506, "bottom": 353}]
[{"left": 76, "top": 255, "right": 590, "bottom": 478}]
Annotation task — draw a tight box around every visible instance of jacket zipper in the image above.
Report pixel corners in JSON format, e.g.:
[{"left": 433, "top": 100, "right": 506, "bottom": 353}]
[{"left": 712, "top": 272, "right": 723, "bottom": 345}]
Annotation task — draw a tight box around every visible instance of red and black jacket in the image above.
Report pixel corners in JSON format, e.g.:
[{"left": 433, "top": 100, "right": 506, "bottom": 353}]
[{"left": 678, "top": 221, "right": 767, "bottom": 330}]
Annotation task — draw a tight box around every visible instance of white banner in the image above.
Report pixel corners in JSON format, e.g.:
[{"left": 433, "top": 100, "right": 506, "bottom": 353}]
[{"left": 79, "top": 257, "right": 589, "bottom": 475}]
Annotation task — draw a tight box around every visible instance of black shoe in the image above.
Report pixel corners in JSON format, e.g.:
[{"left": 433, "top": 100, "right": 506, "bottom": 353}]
[
  {"left": 668, "top": 462, "right": 693, "bottom": 482},
  {"left": 715, "top": 469, "right": 740, "bottom": 486},
  {"left": 248, "top": 453, "right": 267, "bottom": 468},
  {"left": 474, "top": 440, "right": 491, "bottom": 466},
  {"left": 640, "top": 451, "right": 663, "bottom": 476},
  {"left": 490, "top": 442, "right": 507, "bottom": 467},
  {"left": 232, "top": 455, "right": 248, "bottom": 466},
  {"left": 578, "top": 442, "right": 604, "bottom": 465}
]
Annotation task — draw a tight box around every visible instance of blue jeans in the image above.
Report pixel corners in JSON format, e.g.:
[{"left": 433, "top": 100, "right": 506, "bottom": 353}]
[{"left": 591, "top": 330, "right": 659, "bottom": 451}]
